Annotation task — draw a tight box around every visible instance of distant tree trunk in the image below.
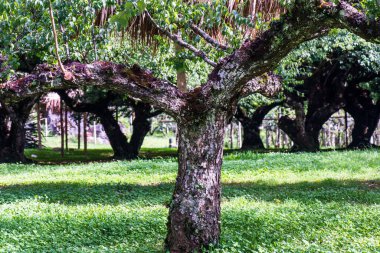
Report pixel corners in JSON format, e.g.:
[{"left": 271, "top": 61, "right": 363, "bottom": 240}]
[
  {"left": 99, "top": 102, "right": 156, "bottom": 159},
  {"left": 77, "top": 114, "right": 81, "bottom": 149},
  {"left": 97, "top": 108, "right": 132, "bottom": 159},
  {"left": 128, "top": 102, "right": 155, "bottom": 157},
  {"left": 60, "top": 99, "right": 64, "bottom": 157},
  {"left": 236, "top": 102, "right": 280, "bottom": 149},
  {"left": 279, "top": 61, "right": 349, "bottom": 152},
  {"left": 175, "top": 44, "right": 187, "bottom": 93},
  {"left": 345, "top": 86, "right": 380, "bottom": 148},
  {"left": 166, "top": 109, "right": 230, "bottom": 252},
  {"left": 0, "top": 97, "right": 38, "bottom": 163},
  {"left": 278, "top": 102, "right": 323, "bottom": 152},
  {"left": 65, "top": 105, "right": 68, "bottom": 151},
  {"left": 57, "top": 90, "right": 159, "bottom": 159},
  {"left": 83, "top": 112, "right": 88, "bottom": 154}
]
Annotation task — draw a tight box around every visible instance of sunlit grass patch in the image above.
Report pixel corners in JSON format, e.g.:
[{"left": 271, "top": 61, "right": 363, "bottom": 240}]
[{"left": 0, "top": 149, "right": 379, "bottom": 252}]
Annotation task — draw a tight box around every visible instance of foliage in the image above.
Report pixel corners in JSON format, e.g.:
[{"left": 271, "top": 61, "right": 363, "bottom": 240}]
[
  {"left": 277, "top": 30, "right": 380, "bottom": 99},
  {"left": 0, "top": 0, "right": 112, "bottom": 74},
  {"left": 0, "top": 150, "right": 379, "bottom": 252}
]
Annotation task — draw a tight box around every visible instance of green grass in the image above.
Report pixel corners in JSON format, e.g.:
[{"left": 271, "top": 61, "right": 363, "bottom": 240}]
[{"left": 0, "top": 150, "right": 379, "bottom": 252}]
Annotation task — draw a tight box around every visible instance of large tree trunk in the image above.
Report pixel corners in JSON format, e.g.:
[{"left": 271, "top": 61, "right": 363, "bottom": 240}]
[
  {"left": 98, "top": 105, "right": 153, "bottom": 159},
  {"left": 96, "top": 106, "right": 153, "bottom": 160},
  {"left": 0, "top": 97, "right": 38, "bottom": 163},
  {"left": 0, "top": 107, "right": 9, "bottom": 154},
  {"left": 278, "top": 102, "right": 322, "bottom": 152},
  {"left": 279, "top": 60, "right": 349, "bottom": 152},
  {"left": 278, "top": 117, "right": 321, "bottom": 152},
  {"left": 236, "top": 102, "right": 280, "bottom": 149},
  {"left": 97, "top": 108, "right": 133, "bottom": 159},
  {"left": 166, "top": 110, "right": 228, "bottom": 252},
  {"left": 128, "top": 102, "right": 153, "bottom": 157},
  {"left": 345, "top": 87, "right": 380, "bottom": 148},
  {"left": 278, "top": 97, "right": 341, "bottom": 152}
]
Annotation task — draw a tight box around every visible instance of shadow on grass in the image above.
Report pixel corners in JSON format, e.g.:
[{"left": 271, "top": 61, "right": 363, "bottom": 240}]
[
  {"left": 0, "top": 207, "right": 167, "bottom": 252},
  {"left": 0, "top": 179, "right": 379, "bottom": 206}
]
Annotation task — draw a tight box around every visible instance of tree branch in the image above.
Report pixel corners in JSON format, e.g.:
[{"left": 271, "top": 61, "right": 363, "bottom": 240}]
[
  {"left": 48, "top": 1, "right": 74, "bottom": 81},
  {"left": 189, "top": 24, "right": 230, "bottom": 51},
  {"left": 0, "top": 62, "right": 186, "bottom": 117},
  {"left": 239, "top": 73, "right": 282, "bottom": 98},
  {"left": 330, "top": 1, "right": 380, "bottom": 43},
  {"left": 200, "top": 0, "right": 379, "bottom": 107},
  {"left": 144, "top": 11, "right": 217, "bottom": 67}
]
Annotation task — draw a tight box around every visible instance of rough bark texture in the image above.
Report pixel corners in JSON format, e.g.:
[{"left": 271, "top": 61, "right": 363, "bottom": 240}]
[
  {"left": 166, "top": 108, "right": 233, "bottom": 252},
  {"left": 345, "top": 85, "right": 380, "bottom": 148},
  {"left": 236, "top": 102, "right": 281, "bottom": 149},
  {"left": 0, "top": 97, "right": 38, "bottom": 163}
]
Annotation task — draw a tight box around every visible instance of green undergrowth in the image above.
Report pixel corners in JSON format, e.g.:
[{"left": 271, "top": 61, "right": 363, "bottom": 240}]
[{"left": 0, "top": 150, "right": 379, "bottom": 252}]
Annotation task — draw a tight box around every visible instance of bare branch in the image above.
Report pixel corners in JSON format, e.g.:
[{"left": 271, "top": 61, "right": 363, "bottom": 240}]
[
  {"left": 189, "top": 24, "right": 230, "bottom": 51},
  {"left": 144, "top": 11, "right": 217, "bottom": 67}
]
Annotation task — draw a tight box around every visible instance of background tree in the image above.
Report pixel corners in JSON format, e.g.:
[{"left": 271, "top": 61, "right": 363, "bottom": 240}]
[
  {"left": 235, "top": 94, "right": 282, "bottom": 149},
  {"left": 57, "top": 88, "right": 161, "bottom": 159},
  {"left": 277, "top": 32, "right": 380, "bottom": 151}
]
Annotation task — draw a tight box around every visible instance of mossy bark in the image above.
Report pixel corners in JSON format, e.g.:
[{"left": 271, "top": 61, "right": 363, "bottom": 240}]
[{"left": 166, "top": 110, "right": 228, "bottom": 252}]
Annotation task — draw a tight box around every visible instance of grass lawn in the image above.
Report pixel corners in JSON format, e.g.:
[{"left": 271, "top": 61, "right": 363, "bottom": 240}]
[{"left": 0, "top": 150, "right": 379, "bottom": 252}]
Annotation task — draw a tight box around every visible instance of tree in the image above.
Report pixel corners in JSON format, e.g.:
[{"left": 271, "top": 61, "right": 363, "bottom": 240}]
[
  {"left": 57, "top": 89, "right": 161, "bottom": 159},
  {"left": 235, "top": 95, "right": 282, "bottom": 149},
  {"left": 0, "top": 96, "right": 39, "bottom": 162},
  {"left": 278, "top": 34, "right": 380, "bottom": 151},
  {"left": 345, "top": 83, "right": 380, "bottom": 148},
  {"left": 1, "top": 1, "right": 379, "bottom": 252}
]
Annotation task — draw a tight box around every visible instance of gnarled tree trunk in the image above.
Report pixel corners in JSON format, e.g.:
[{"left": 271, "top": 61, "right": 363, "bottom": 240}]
[
  {"left": 129, "top": 102, "right": 157, "bottom": 157},
  {"left": 278, "top": 102, "right": 323, "bottom": 152},
  {"left": 96, "top": 108, "right": 132, "bottom": 159},
  {"left": 166, "top": 109, "right": 229, "bottom": 252},
  {"left": 0, "top": 97, "right": 38, "bottom": 163},
  {"left": 279, "top": 60, "right": 350, "bottom": 152},
  {"left": 2, "top": 2, "right": 377, "bottom": 249},
  {"left": 57, "top": 90, "right": 159, "bottom": 159},
  {"left": 236, "top": 102, "right": 280, "bottom": 149},
  {"left": 345, "top": 86, "right": 380, "bottom": 148},
  {"left": 97, "top": 102, "right": 155, "bottom": 159}
]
